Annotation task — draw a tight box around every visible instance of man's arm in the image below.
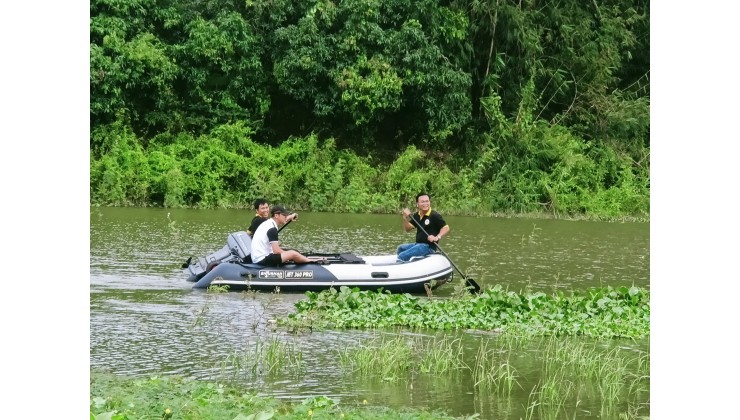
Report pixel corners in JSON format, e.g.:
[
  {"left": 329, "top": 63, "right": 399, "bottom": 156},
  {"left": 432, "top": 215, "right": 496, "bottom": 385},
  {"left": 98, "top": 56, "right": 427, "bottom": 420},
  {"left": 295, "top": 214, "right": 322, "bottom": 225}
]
[
  {"left": 401, "top": 208, "right": 415, "bottom": 232},
  {"left": 270, "top": 241, "right": 283, "bottom": 254},
  {"left": 267, "top": 227, "right": 282, "bottom": 253},
  {"left": 430, "top": 212, "right": 449, "bottom": 242},
  {"left": 434, "top": 225, "right": 450, "bottom": 242}
]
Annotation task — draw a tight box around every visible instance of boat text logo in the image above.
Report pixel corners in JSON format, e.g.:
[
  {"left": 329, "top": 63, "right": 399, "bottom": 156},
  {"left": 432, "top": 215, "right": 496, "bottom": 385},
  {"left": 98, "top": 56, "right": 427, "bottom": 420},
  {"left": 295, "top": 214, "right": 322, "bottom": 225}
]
[
  {"left": 259, "top": 270, "right": 314, "bottom": 279},
  {"left": 286, "top": 271, "right": 313, "bottom": 279},
  {"left": 259, "top": 270, "right": 284, "bottom": 279}
]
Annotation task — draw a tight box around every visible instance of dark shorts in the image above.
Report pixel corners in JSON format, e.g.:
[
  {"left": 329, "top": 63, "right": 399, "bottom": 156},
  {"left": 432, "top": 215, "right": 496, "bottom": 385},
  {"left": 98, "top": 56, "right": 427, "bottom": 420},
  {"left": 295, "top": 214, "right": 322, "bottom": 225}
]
[{"left": 255, "top": 253, "right": 282, "bottom": 267}]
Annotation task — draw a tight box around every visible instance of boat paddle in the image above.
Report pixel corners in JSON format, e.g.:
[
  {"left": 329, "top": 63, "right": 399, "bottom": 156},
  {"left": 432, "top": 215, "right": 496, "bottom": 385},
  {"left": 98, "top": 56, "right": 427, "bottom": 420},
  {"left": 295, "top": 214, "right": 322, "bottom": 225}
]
[
  {"left": 277, "top": 212, "right": 298, "bottom": 233},
  {"left": 277, "top": 219, "right": 291, "bottom": 233},
  {"left": 407, "top": 215, "right": 482, "bottom": 294}
]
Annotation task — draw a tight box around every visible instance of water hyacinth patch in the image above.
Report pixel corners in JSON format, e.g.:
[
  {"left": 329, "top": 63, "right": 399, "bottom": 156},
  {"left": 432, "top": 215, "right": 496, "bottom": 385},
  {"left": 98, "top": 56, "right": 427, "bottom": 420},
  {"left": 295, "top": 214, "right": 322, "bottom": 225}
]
[{"left": 282, "top": 285, "right": 649, "bottom": 339}]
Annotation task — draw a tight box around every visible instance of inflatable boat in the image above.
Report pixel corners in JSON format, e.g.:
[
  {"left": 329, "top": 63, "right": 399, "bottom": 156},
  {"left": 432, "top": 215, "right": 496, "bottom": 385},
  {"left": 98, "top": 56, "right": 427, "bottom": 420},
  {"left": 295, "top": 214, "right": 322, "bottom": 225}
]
[{"left": 181, "top": 231, "right": 453, "bottom": 293}]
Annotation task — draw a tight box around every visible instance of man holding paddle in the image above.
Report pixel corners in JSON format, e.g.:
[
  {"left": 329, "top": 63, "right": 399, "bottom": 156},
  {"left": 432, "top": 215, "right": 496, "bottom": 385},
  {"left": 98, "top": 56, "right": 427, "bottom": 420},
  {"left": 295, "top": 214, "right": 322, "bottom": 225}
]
[
  {"left": 397, "top": 193, "right": 482, "bottom": 293},
  {"left": 251, "top": 205, "right": 324, "bottom": 266},
  {"left": 397, "top": 193, "right": 449, "bottom": 262}
]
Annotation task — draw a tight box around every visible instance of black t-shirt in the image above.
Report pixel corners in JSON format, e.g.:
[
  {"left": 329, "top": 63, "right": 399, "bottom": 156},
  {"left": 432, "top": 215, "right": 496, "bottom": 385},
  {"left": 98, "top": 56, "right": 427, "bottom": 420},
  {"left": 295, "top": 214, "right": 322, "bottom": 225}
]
[
  {"left": 411, "top": 210, "right": 447, "bottom": 245},
  {"left": 248, "top": 215, "right": 267, "bottom": 235}
]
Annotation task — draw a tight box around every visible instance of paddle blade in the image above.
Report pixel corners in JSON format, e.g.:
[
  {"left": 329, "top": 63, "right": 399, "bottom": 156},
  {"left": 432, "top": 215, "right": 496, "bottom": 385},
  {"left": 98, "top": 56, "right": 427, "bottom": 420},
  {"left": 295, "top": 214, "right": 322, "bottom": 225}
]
[{"left": 465, "top": 277, "right": 481, "bottom": 294}]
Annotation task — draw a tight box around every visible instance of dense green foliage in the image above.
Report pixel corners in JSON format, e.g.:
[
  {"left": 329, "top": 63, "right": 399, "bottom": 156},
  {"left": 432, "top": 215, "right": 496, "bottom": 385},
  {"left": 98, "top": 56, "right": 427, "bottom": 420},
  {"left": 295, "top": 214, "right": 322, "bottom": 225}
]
[
  {"left": 283, "top": 285, "right": 650, "bottom": 339},
  {"left": 90, "top": 372, "right": 466, "bottom": 419},
  {"left": 90, "top": 0, "right": 649, "bottom": 218}
]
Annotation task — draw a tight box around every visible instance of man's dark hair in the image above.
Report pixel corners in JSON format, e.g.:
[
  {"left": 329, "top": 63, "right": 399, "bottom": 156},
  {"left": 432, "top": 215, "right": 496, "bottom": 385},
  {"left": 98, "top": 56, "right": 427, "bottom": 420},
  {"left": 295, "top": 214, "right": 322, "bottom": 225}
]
[
  {"left": 416, "top": 193, "right": 430, "bottom": 202},
  {"left": 253, "top": 198, "right": 268, "bottom": 210}
]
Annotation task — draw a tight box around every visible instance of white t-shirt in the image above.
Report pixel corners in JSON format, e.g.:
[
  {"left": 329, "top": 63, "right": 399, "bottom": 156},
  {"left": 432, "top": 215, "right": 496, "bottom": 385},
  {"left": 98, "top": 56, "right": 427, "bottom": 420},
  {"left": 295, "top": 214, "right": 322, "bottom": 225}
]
[{"left": 251, "top": 218, "right": 279, "bottom": 263}]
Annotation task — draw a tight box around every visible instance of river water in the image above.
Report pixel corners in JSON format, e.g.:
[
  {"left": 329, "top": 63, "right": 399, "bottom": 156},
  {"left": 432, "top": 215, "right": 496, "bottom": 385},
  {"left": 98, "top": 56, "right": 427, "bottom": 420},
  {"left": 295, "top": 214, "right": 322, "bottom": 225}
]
[{"left": 90, "top": 206, "right": 650, "bottom": 418}]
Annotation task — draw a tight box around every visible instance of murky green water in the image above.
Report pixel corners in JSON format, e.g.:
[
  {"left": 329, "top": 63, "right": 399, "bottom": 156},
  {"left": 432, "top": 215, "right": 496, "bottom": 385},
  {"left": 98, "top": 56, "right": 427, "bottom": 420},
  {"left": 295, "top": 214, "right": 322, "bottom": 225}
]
[{"left": 90, "top": 207, "right": 649, "bottom": 418}]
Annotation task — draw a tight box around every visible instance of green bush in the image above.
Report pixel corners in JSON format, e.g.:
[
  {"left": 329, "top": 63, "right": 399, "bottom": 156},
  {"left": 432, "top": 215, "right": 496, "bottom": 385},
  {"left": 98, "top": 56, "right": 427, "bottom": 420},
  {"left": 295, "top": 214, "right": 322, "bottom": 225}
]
[{"left": 89, "top": 120, "right": 648, "bottom": 218}]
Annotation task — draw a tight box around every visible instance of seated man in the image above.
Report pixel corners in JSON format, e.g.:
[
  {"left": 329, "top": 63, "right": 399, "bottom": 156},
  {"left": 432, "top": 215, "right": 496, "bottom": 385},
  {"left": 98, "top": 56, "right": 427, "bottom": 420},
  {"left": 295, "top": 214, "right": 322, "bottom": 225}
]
[
  {"left": 251, "top": 205, "right": 322, "bottom": 266},
  {"left": 396, "top": 193, "right": 449, "bottom": 262}
]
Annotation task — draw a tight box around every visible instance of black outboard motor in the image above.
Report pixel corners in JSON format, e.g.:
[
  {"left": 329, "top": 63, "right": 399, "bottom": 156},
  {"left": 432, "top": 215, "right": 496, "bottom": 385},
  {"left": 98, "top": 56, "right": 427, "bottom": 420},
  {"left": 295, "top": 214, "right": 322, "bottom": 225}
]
[{"left": 183, "top": 231, "right": 252, "bottom": 281}]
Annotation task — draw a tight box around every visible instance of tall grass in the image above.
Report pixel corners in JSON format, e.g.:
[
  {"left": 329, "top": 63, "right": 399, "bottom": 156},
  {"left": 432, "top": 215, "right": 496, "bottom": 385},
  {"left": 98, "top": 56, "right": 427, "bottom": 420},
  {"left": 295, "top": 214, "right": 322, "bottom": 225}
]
[
  {"left": 418, "top": 336, "right": 469, "bottom": 375},
  {"left": 338, "top": 336, "right": 414, "bottom": 380},
  {"left": 217, "top": 337, "right": 304, "bottom": 380},
  {"left": 472, "top": 338, "right": 519, "bottom": 394},
  {"left": 193, "top": 301, "right": 648, "bottom": 418}
]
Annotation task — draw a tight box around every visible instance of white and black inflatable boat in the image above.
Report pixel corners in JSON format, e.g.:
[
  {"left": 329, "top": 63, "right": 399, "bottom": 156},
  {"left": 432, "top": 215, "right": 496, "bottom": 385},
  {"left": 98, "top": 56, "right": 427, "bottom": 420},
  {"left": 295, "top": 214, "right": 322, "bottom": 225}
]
[{"left": 181, "top": 231, "right": 453, "bottom": 293}]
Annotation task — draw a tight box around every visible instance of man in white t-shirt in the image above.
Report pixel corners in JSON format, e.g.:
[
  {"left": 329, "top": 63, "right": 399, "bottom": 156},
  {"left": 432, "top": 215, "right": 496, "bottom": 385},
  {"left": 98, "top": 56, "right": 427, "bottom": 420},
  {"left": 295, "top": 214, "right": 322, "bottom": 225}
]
[{"left": 251, "top": 205, "right": 322, "bottom": 266}]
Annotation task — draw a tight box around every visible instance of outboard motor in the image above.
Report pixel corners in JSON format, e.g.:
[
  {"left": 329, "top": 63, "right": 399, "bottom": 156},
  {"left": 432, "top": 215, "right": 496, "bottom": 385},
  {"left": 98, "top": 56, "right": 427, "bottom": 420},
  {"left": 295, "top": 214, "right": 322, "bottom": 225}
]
[
  {"left": 183, "top": 231, "right": 252, "bottom": 281},
  {"left": 226, "top": 231, "right": 251, "bottom": 260}
]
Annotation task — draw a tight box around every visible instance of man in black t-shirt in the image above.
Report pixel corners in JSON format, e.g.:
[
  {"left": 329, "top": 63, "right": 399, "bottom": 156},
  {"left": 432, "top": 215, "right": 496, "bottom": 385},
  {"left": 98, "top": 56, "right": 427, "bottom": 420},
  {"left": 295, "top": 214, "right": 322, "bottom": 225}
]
[
  {"left": 396, "top": 193, "right": 449, "bottom": 261},
  {"left": 247, "top": 198, "right": 297, "bottom": 237}
]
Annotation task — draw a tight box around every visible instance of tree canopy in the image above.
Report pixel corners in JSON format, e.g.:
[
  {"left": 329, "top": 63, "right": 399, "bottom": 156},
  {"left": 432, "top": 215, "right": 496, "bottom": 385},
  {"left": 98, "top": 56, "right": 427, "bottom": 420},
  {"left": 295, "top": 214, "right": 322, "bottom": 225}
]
[{"left": 90, "top": 0, "right": 649, "bottom": 218}]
